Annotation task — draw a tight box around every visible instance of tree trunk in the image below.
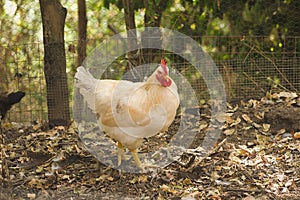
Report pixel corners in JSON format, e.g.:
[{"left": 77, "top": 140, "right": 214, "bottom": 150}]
[
  {"left": 122, "top": 0, "right": 140, "bottom": 68},
  {"left": 77, "top": 0, "right": 87, "bottom": 67},
  {"left": 142, "top": 0, "right": 169, "bottom": 63},
  {"left": 39, "top": 0, "right": 70, "bottom": 126},
  {"left": 74, "top": 0, "right": 87, "bottom": 122}
]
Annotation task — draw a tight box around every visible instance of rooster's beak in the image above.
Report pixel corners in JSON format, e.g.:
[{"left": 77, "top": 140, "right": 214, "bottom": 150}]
[{"left": 164, "top": 75, "right": 170, "bottom": 81}]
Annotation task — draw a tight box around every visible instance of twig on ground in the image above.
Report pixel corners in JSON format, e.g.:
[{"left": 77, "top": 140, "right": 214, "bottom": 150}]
[{"left": 185, "top": 138, "right": 227, "bottom": 172}]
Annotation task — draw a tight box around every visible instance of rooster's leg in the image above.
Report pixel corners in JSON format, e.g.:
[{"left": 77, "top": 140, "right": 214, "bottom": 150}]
[
  {"left": 117, "top": 142, "right": 127, "bottom": 166},
  {"left": 130, "top": 149, "right": 143, "bottom": 170},
  {"left": 131, "top": 150, "right": 159, "bottom": 170}
]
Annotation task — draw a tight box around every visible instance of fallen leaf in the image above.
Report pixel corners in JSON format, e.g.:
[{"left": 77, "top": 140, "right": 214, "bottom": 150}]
[
  {"left": 242, "top": 114, "right": 252, "bottom": 123},
  {"left": 199, "top": 123, "right": 208, "bottom": 131},
  {"left": 252, "top": 122, "right": 262, "bottom": 129},
  {"left": 36, "top": 166, "right": 44, "bottom": 173},
  {"left": 27, "top": 193, "right": 36, "bottom": 199},
  {"left": 182, "top": 178, "right": 192, "bottom": 185},
  {"left": 211, "top": 194, "right": 221, "bottom": 200},
  {"left": 227, "top": 104, "right": 239, "bottom": 112},
  {"left": 225, "top": 116, "right": 235, "bottom": 124},
  {"left": 282, "top": 187, "right": 289, "bottom": 193},
  {"left": 243, "top": 195, "right": 255, "bottom": 200},
  {"left": 230, "top": 117, "right": 241, "bottom": 127},
  {"left": 138, "top": 175, "right": 148, "bottom": 183},
  {"left": 294, "top": 132, "right": 300, "bottom": 139},
  {"left": 277, "top": 129, "right": 286, "bottom": 134},
  {"left": 269, "top": 182, "right": 279, "bottom": 194},
  {"left": 284, "top": 178, "right": 294, "bottom": 187},
  {"left": 254, "top": 111, "right": 265, "bottom": 120},
  {"left": 287, "top": 99, "right": 296, "bottom": 106},
  {"left": 256, "top": 134, "right": 271, "bottom": 147},
  {"left": 214, "top": 113, "right": 233, "bottom": 123},
  {"left": 278, "top": 92, "right": 297, "bottom": 99},
  {"left": 181, "top": 191, "right": 201, "bottom": 199},
  {"left": 242, "top": 126, "right": 252, "bottom": 130},
  {"left": 224, "top": 128, "right": 236, "bottom": 136},
  {"left": 130, "top": 176, "right": 138, "bottom": 184},
  {"left": 28, "top": 178, "right": 44, "bottom": 189},
  {"left": 238, "top": 149, "right": 251, "bottom": 156},
  {"left": 160, "top": 184, "right": 177, "bottom": 194},
  {"left": 96, "top": 175, "right": 108, "bottom": 182},
  {"left": 297, "top": 97, "right": 300, "bottom": 106},
  {"left": 263, "top": 124, "right": 271, "bottom": 132},
  {"left": 62, "top": 175, "right": 70, "bottom": 180},
  {"left": 229, "top": 153, "right": 241, "bottom": 163},
  {"left": 215, "top": 180, "right": 231, "bottom": 186},
  {"left": 248, "top": 99, "right": 260, "bottom": 108}
]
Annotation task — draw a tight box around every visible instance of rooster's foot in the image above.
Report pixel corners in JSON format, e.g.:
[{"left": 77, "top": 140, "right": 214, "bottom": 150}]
[{"left": 117, "top": 142, "right": 129, "bottom": 166}]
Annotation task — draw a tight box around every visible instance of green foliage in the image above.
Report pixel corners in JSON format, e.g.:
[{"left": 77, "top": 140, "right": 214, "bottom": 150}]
[{"left": 103, "top": 0, "right": 144, "bottom": 11}]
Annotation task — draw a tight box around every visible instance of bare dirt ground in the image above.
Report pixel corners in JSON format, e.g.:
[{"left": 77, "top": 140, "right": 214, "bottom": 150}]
[{"left": 1, "top": 92, "right": 300, "bottom": 200}]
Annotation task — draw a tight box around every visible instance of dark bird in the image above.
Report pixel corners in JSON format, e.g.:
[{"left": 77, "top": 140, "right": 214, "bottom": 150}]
[{"left": 0, "top": 91, "right": 25, "bottom": 120}]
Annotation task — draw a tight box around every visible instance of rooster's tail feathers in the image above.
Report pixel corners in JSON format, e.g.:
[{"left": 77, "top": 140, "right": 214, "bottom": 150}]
[
  {"left": 75, "top": 66, "right": 97, "bottom": 111},
  {"left": 75, "top": 66, "right": 96, "bottom": 88}
]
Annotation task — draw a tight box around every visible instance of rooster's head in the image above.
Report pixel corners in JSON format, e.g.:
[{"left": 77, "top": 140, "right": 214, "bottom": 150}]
[{"left": 155, "top": 59, "right": 172, "bottom": 87}]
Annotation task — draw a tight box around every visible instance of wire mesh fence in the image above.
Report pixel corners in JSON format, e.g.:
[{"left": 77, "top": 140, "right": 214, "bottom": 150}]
[{"left": 1, "top": 36, "right": 299, "bottom": 123}]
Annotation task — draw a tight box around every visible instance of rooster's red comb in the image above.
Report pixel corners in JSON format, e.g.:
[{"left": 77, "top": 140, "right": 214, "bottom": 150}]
[
  {"left": 161, "top": 59, "right": 166, "bottom": 66},
  {"left": 161, "top": 59, "right": 168, "bottom": 75}
]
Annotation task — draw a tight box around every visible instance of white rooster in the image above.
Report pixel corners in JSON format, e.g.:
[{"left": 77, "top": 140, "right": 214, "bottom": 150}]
[{"left": 75, "top": 59, "right": 179, "bottom": 169}]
